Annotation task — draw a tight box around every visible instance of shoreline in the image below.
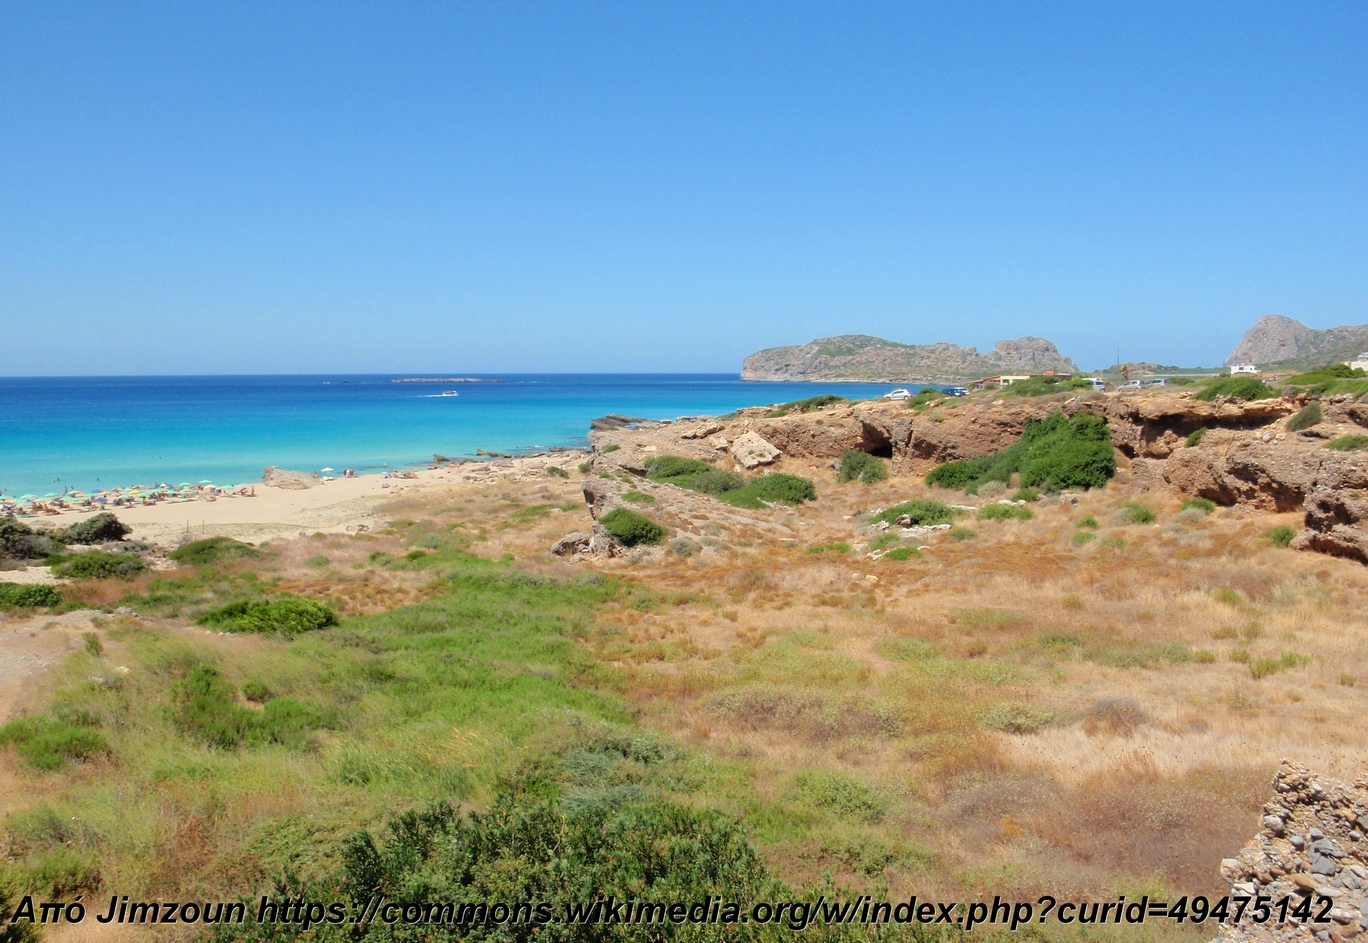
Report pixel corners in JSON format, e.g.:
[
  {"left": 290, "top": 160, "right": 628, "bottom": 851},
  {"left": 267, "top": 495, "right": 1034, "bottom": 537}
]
[{"left": 7, "top": 450, "right": 589, "bottom": 550}]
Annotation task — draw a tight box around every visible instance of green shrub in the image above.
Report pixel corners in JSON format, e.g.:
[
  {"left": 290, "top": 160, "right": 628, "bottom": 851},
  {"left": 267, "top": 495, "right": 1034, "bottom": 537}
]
[
  {"left": 883, "top": 547, "right": 920, "bottom": 561},
  {"left": 1327, "top": 435, "right": 1368, "bottom": 452},
  {"left": 1072, "top": 531, "right": 1095, "bottom": 545},
  {"left": 546, "top": 465, "right": 569, "bottom": 479},
  {"left": 577, "top": 461, "right": 593, "bottom": 473},
  {"left": 871, "top": 500, "right": 956, "bottom": 526},
  {"left": 1119, "top": 502, "right": 1157, "bottom": 524},
  {"left": 926, "top": 412, "right": 1116, "bottom": 493},
  {"left": 0, "top": 584, "right": 62, "bottom": 610},
  {"left": 1011, "top": 487, "right": 1040, "bottom": 503},
  {"left": 792, "top": 769, "right": 886, "bottom": 822},
  {"left": 689, "top": 468, "right": 745, "bottom": 494},
  {"left": 0, "top": 882, "right": 39, "bottom": 943},
  {"left": 949, "top": 528, "right": 976, "bottom": 541},
  {"left": 767, "top": 394, "right": 846, "bottom": 416},
  {"left": 170, "top": 665, "right": 257, "bottom": 749},
  {"left": 0, "top": 716, "right": 109, "bottom": 770},
  {"left": 1286, "top": 402, "right": 1322, "bottom": 431},
  {"left": 62, "top": 512, "right": 130, "bottom": 544},
  {"left": 1193, "top": 377, "right": 1276, "bottom": 402},
  {"left": 50, "top": 551, "right": 146, "bottom": 580},
  {"left": 83, "top": 632, "right": 103, "bottom": 657},
  {"left": 1185, "top": 427, "right": 1207, "bottom": 447},
  {"left": 0, "top": 518, "right": 37, "bottom": 558},
  {"left": 999, "top": 375, "right": 1095, "bottom": 398},
  {"left": 977, "top": 503, "right": 1033, "bottom": 521},
  {"left": 598, "top": 508, "right": 667, "bottom": 546},
  {"left": 719, "top": 473, "right": 817, "bottom": 509},
  {"left": 1076, "top": 514, "right": 1099, "bottom": 529},
  {"left": 1181, "top": 497, "right": 1216, "bottom": 514},
  {"left": 304, "top": 554, "right": 330, "bottom": 568},
  {"left": 837, "top": 450, "right": 888, "bottom": 485},
  {"left": 600, "top": 443, "right": 620, "bottom": 453},
  {"left": 241, "top": 680, "right": 271, "bottom": 703},
  {"left": 169, "top": 536, "right": 264, "bottom": 566},
  {"left": 1263, "top": 526, "right": 1296, "bottom": 548},
  {"left": 1250, "top": 652, "right": 1310, "bottom": 680},
  {"left": 804, "top": 542, "right": 850, "bottom": 555},
  {"left": 621, "top": 491, "right": 656, "bottom": 504},
  {"left": 644, "top": 455, "right": 714, "bottom": 484},
  {"left": 197, "top": 598, "right": 338, "bottom": 636}
]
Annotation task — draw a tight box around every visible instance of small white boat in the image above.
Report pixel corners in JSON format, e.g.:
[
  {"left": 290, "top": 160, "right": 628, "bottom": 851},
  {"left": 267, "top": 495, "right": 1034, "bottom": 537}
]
[{"left": 438, "top": 390, "right": 460, "bottom": 397}]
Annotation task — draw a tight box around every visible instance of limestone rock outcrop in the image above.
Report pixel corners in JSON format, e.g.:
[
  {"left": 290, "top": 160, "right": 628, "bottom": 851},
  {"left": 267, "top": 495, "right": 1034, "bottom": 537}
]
[
  {"left": 263, "top": 467, "right": 321, "bottom": 490},
  {"left": 729, "top": 432, "right": 782, "bottom": 469}
]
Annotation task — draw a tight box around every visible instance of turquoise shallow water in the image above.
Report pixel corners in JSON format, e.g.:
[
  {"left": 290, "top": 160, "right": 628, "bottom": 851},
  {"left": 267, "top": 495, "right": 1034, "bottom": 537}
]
[{"left": 0, "top": 374, "right": 921, "bottom": 496}]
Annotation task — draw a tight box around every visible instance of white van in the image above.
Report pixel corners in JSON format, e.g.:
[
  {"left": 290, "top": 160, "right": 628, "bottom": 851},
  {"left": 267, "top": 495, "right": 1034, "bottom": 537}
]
[{"left": 1085, "top": 378, "right": 1106, "bottom": 391}]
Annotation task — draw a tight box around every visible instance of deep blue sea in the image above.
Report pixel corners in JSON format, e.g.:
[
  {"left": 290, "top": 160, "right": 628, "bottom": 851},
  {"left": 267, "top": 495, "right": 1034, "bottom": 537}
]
[{"left": 0, "top": 375, "right": 921, "bottom": 497}]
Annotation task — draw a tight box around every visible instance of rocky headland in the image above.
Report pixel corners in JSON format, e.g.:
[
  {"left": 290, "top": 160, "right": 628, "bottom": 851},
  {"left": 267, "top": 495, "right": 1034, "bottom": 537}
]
[
  {"left": 740, "top": 334, "right": 1079, "bottom": 382},
  {"left": 1228, "top": 315, "right": 1368, "bottom": 372}
]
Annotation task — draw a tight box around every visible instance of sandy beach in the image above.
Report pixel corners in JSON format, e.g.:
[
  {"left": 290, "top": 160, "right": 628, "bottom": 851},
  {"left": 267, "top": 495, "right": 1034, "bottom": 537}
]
[{"left": 8, "top": 452, "right": 588, "bottom": 550}]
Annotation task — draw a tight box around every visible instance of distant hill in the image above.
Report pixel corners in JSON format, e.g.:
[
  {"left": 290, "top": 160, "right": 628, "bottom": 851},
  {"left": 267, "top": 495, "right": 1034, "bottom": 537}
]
[
  {"left": 1226, "top": 315, "right": 1368, "bottom": 371},
  {"left": 740, "top": 334, "right": 1079, "bottom": 383}
]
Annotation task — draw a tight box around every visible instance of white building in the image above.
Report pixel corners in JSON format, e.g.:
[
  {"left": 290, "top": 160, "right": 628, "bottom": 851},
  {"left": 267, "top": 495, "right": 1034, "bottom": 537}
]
[
  {"left": 1347, "top": 353, "right": 1368, "bottom": 372},
  {"left": 1229, "top": 364, "right": 1259, "bottom": 375}
]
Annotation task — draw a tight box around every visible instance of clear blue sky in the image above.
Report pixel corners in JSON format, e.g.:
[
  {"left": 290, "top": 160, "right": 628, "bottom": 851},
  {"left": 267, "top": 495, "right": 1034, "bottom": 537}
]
[{"left": 2, "top": 2, "right": 1365, "bottom": 375}]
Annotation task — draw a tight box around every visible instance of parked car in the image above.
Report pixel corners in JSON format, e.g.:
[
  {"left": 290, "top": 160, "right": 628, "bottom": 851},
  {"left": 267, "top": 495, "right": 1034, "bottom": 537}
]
[
  {"left": 1084, "top": 378, "right": 1106, "bottom": 391},
  {"left": 1144, "top": 378, "right": 1170, "bottom": 387},
  {"left": 946, "top": 386, "right": 969, "bottom": 397},
  {"left": 1118, "top": 379, "right": 1144, "bottom": 392},
  {"left": 882, "top": 388, "right": 912, "bottom": 400}
]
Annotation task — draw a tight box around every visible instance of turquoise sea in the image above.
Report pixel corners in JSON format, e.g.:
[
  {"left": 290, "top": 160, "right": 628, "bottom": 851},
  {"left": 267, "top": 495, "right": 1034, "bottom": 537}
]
[{"left": 0, "top": 375, "right": 920, "bottom": 497}]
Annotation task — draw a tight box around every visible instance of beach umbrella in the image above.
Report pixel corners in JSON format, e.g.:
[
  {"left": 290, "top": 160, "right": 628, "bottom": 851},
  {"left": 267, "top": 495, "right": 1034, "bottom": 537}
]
[
  {"left": 321, "top": 467, "right": 334, "bottom": 472},
  {"left": 18, "top": 494, "right": 35, "bottom": 500},
  {"left": 199, "top": 480, "right": 213, "bottom": 484}
]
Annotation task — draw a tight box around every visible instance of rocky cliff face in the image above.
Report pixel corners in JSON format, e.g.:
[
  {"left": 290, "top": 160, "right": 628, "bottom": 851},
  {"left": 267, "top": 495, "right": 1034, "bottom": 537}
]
[
  {"left": 1227, "top": 315, "right": 1368, "bottom": 370},
  {"left": 588, "top": 387, "right": 1368, "bottom": 565},
  {"left": 740, "top": 334, "right": 1079, "bottom": 382}
]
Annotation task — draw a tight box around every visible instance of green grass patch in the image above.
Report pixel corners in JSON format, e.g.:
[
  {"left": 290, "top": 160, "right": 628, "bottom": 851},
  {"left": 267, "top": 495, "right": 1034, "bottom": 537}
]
[
  {"left": 1283, "top": 364, "right": 1368, "bottom": 396},
  {"left": 197, "top": 598, "right": 338, "bottom": 636},
  {"left": 1185, "top": 427, "right": 1207, "bottom": 447},
  {"left": 598, "top": 508, "right": 667, "bottom": 546},
  {"left": 1327, "top": 435, "right": 1368, "bottom": 452},
  {"left": 0, "top": 716, "right": 109, "bottom": 771},
  {"left": 621, "top": 491, "right": 656, "bottom": 504},
  {"left": 836, "top": 450, "right": 888, "bottom": 485},
  {"left": 791, "top": 769, "right": 886, "bottom": 823},
  {"left": 977, "top": 503, "right": 1033, "bottom": 521},
  {"left": 1286, "top": 402, "right": 1322, "bottom": 431},
  {"left": 1118, "top": 502, "right": 1157, "bottom": 524},
  {"left": 883, "top": 547, "right": 920, "bottom": 561},
  {"left": 1072, "top": 531, "right": 1095, "bottom": 546},
  {"left": 169, "top": 537, "right": 265, "bottom": 566},
  {"left": 804, "top": 542, "right": 850, "bottom": 555},
  {"left": 925, "top": 411, "right": 1116, "bottom": 493},
  {"left": 948, "top": 528, "right": 976, "bottom": 541},
  {"left": 978, "top": 703, "right": 1062, "bottom": 734},
  {"left": 998, "top": 375, "right": 1095, "bottom": 397},
  {"left": 644, "top": 455, "right": 815, "bottom": 508},
  {"left": 599, "top": 443, "right": 620, "bottom": 453},
  {"left": 1193, "top": 376, "right": 1277, "bottom": 402},
  {"left": 49, "top": 551, "right": 146, "bottom": 580},
  {"left": 716, "top": 474, "right": 816, "bottom": 509},
  {"left": 1181, "top": 498, "right": 1216, "bottom": 514},
  {"left": 546, "top": 465, "right": 569, "bottom": 478},
  {"left": 1250, "top": 652, "right": 1310, "bottom": 680},
  {"left": 1076, "top": 514, "right": 1098, "bottom": 529},
  {"left": 577, "top": 461, "right": 593, "bottom": 473},
  {"left": 0, "top": 584, "right": 62, "bottom": 610}
]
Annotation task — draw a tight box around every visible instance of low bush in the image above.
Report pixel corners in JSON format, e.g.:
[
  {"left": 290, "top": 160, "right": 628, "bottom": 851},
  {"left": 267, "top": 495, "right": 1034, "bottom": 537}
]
[
  {"left": 978, "top": 703, "right": 1061, "bottom": 734},
  {"left": 546, "top": 465, "right": 569, "bottom": 478},
  {"left": 949, "top": 528, "right": 976, "bottom": 541},
  {"left": 1076, "top": 514, "right": 1099, "bottom": 529},
  {"left": 977, "top": 503, "right": 1033, "bottom": 521},
  {"left": 1327, "top": 435, "right": 1368, "bottom": 452},
  {"left": 1185, "top": 427, "right": 1207, "bottom": 447},
  {"left": 600, "top": 444, "right": 620, "bottom": 453},
  {"left": 837, "top": 450, "right": 888, "bottom": 485},
  {"left": 667, "top": 537, "right": 701, "bottom": 557},
  {"left": 1119, "top": 502, "right": 1157, "bottom": 524},
  {"left": 50, "top": 551, "right": 146, "bottom": 580},
  {"left": 1193, "top": 377, "right": 1277, "bottom": 402},
  {"left": 719, "top": 474, "right": 817, "bottom": 509},
  {"left": 1284, "top": 364, "right": 1368, "bottom": 396},
  {"left": 0, "top": 584, "right": 62, "bottom": 609},
  {"left": 1250, "top": 652, "right": 1310, "bottom": 680},
  {"left": 804, "top": 542, "right": 850, "bottom": 555},
  {"left": 1181, "top": 497, "right": 1216, "bottom": 514},
  {"left": 169, "top": 536, "right": 264, "bottom": 566},
  {"left": 1286, "top": 402, "right": 1322, "bottom": 431},
  {"left": 883, "top": 546, "right": 920, "bottom": 561},
  {"left": 792, "top": 769, "right": 886, "bottom": 822},
  {"left": 197, "top": 598, "right": 338, "bottom": 636},
  {"left": 644, "top": 455, "right": 714, "bottom": 485},
  {"left": 241, "top": 680, "right": 271, "bottom": 703},
  {"left": 999, "top": 375, "right": 1095, "bottom": 398},
  {"left": 171, "top": 665, "right": 329, "bottom": 749},
  {"left": 871, "top": 499, "right": 956, "bottom": 526},
  {"left": 1263, "top": 526, "right": 1297, "bottom": 548},
  {"left": 83, "top": 632, "right": 103, "bottom": 657},
  {"left": 0, "top": 716, "right": 109, "bottom": 770},
  {"left": 926, "top": 412, "right": 1116, "bottom": 493},
  {"left": 1072, "top": 531, "right": 1095, "bottom": 545},
  {"left": 621, "top": 491, "right": 656, "bottom": 504},
  {"left": 0, "top": 519, "right": 67, "bottom": 560},
  {"left": 1012, "top": 487, "right": 1040, "bottom": 502},
  {"left": 577, "top": 461, "right": 593, "bottom": 473},
  {"left": 689, "top": 468, "right": 745, "bottom": 494},
  {"left": 598, "top": 509, "right": 667, "bottom": 546},
  {"left": 63, "top": 512, "right": 130, "bottom": 544},
  {"left": 767, "top": 394, "right": 846, "bottom": 417}
]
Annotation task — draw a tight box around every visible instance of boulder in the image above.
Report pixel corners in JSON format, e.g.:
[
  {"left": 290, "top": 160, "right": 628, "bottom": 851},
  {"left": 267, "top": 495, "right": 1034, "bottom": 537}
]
[
  {"left": 705, "top": 433, "right": 730, "bottom": 450},
  {"left": 550, "top": 532, "right": 591, "bottom": 557},
  {"left": 680, "top": 422, "right": 724, "bottom": 440},
  {"left": 263, "top": 467, "right": 322, "bottom": 490},
  {"left": 730, "top": 431, "right": 782, "bottom": 469}
]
